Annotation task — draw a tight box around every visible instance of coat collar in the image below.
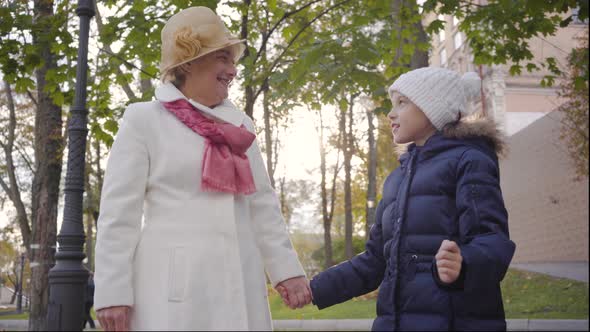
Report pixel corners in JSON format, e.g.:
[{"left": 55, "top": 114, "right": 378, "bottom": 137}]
[
  {"left": 155, "top": 82, "right": 245, "bottom": 127},
  {"left": 395, "top": 116, "right": 507, "bottom": 164}
]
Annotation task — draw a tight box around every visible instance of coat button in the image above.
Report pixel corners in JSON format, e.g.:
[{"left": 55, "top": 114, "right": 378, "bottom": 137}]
[
  {"left": 411, "top": 254, "right": 418, "bottom": 260},
  {"left": 396, "top": 218, "right": 401, "bottom": 223}
]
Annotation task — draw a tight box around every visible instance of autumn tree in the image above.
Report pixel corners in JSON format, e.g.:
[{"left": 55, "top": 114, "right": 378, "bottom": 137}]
[{"left": 558, "top": 29, "right": 588, "bottom": 179}]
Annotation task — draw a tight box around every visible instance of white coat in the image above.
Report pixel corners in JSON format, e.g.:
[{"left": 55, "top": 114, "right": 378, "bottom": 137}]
[{"left": 94, "top": 83, "right": 305, "bottom": 331}]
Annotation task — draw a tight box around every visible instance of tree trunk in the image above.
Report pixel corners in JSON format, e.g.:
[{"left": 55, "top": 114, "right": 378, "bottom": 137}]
[
  {"left": 365, "top": 108, "right": 377, "bottom": 239},
  {"left": 240, "top": 0, "right": 256, "bottom": 118},
  {"left": 84, "top": 139, "right": 94, "bottom": 271},
  {"left": 318, "top": 110, "right": 333, "bottom": 269},
  {"left": 10, "top": 279, "right": 18, "bottom": 304},
  {"left": 262, "top": 85, "right": 274, "bottom": 187},
  {"left": 29, "top": 1, "right": 63, "bottom": 330},
  {"left": 343, "top": 95, "right": 354, "bottom": 260},
  {"left": 390, "top": 0, "right": 429, "bottom": 71},
  {"left": 261, "top": 24, "right": 275, "bottom": 189},
  {"left": 85, "top": 213, "right": 94, "bottom": 271},
  {"left": 94, "top": 137, "right": 103, "bottom": 191},
  {"left": 140, "top": 60, "right": 153, "bottom": 98},
  {"left": 410, "top": 12, "right": 430, "bottom": 69},
  {"left": 93, "top": 135, "right": 103, "bottom": 230},
  {"left": 278, "top": 176, "right": 289, "bottom": 223}
]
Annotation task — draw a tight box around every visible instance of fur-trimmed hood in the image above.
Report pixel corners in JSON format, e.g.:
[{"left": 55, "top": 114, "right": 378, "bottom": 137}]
[{"left": 395, "top": 115, "right": 508, "bottom": 159}]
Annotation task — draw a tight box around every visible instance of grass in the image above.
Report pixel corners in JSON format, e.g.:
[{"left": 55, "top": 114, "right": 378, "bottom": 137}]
[
  {"left": 269, "top": 268, "right": 588, "bottom": 320},
  {"left": 269, "top": 290, "right": 378, "bottom": 319},
  {"left": 0, "top": 307, "right": 96, "bottom": 321},
  {"left": 502, "top": 269, "right": 589, "bottom": 319},
  {"left": 0, "top": 308, "right": 28, "bottom": 320},
  {"left": 1, "top": 269, "right": 587, "bottom": 321}
]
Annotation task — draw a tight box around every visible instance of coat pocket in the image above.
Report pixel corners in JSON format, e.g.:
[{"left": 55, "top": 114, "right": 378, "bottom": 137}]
[{"left": 168, "top": 247, "right": 190, "bottom": 302}]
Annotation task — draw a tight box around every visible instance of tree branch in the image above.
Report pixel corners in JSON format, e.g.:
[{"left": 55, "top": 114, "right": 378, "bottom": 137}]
[
  {"left": 25, "top": 90, "right": 38, "bottom": 107},
  {"left": 254, "top": 0, "right": 352, "bottom": 101},
  {"left": 94, "top": 2, "right": 145, "bottom": 100},
  {"left": 0, "top": 176, "right": 13, "bottom": 201},
  {"left": 1, "top": 80, "right": 31, "bottom": 248},
  {"left": 254, "top": 0, "right": 325, "bottom": 65},
  {"left": 328, "top": 151, "right": 342, "bottom": 222},
  {"left": 13, "top": 142, "right": 35, "bottom": 176}
]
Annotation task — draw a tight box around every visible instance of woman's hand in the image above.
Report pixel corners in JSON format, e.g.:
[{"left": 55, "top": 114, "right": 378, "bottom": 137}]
[
  {"left": 97, "top": 306, "right": 131, "bottom": 331},
  {"left": 275, "top": 276, "right": 312, "bottom": 309}
]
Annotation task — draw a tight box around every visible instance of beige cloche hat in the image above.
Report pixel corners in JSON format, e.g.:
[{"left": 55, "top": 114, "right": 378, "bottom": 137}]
[{"left": 160, "top": 6, "right": 246, "bottom": 77}]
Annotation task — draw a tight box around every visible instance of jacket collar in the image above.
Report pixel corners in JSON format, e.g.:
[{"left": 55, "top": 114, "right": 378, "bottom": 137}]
[
  {"left": 155, "top": 82, "right": 245, "bottom": 127},
  {"left": 395, "top": 116, "right": 507, "bottom": 165}
]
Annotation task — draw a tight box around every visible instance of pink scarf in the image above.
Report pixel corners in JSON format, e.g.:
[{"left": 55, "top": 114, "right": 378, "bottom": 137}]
[{"left": 162, "top": 99, "right": 257, "bottom": 195}]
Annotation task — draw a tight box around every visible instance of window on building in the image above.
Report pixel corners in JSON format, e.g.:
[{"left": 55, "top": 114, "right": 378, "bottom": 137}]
[
  {"left": 438, "top": 14, "right": 446, "bottom": 42},
  {"left": 440, "top": 48, "right": 447, "bottom": 66},
  {"left": 453, "top": 32, "right": 463, "bottom": 49},
  {"left": 453, "top": 16, "right": 460, "bottom": 26}
]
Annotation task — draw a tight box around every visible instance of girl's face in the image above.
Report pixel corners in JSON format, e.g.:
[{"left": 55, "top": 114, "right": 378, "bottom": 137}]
[
  {"left": 183, "top": 48, "right": 237, "bottom": 107},
  {"left": 388, "top": 92, "right": 436, "bottom": 146}
]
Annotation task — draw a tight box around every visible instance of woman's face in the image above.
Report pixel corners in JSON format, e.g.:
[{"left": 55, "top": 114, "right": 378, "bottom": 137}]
[
  {"left": 387, "top": 91, "right": 436, "bottom": 146},
  {"left": 184, "top": 48, "right": 237, "bottom": 107}
]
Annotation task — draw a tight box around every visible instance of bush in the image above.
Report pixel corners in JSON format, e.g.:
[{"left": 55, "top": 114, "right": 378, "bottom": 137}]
[{"left": 312, "top": 236, "right": 367, "bottom": 268}]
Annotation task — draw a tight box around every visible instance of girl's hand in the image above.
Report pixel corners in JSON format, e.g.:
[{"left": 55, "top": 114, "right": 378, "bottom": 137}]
[{"left": 435, "top": 240, "right": 463, "bottom": 284}]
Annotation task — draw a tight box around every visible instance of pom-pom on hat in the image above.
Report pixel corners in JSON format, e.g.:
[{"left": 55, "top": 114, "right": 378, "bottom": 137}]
[
  {"left": 388, "top": 67, "right": 482, "bottom": 130},
  {"left": 160, "top": 6, "right": 246, "bottom": 78}
]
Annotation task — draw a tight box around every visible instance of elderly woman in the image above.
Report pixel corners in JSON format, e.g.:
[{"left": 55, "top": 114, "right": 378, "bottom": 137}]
[{"left": 94, "top": 6, "right": 310, "bottom": 331}]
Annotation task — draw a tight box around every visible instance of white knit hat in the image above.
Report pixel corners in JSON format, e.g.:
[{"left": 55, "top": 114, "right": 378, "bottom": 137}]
[{"left": 388, "top": 67, "right": 482, "bottom": 130}]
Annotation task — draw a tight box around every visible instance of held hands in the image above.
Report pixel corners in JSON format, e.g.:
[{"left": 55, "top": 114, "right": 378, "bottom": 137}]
[
  {"left": 97, "top": 305, "right": 131, "bottom": 331},
  {"left": 275, "top": 276, "right": 312, "bottom": 309},
  {"left": 435, "top": 240, "right": 463, "bottom": 284}
]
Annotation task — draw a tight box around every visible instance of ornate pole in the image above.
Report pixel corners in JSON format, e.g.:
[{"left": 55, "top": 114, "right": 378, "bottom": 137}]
[{"left": 47, "top": 0, "right": 95, "bottom": 330}]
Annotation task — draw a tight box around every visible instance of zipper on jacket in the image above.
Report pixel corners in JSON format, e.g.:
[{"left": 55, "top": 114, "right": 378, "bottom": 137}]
[
  {"left": 469, "top": 184, "right": 481, "bottom": 227},
  {"left": 407, "top": 253, "right": 434, "bottom": 263}
]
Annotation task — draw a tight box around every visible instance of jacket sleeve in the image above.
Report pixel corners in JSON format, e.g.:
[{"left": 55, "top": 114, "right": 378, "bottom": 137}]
[
  {"left": 243, "top": 118, "right": 306, "bottom": 287},
  {"left": 447, "top": 149, "right": 515, "bottom": 292},
  {"left": 310, "top": 200, "right": 387, "bottom": 309},
  {"left": 94, "top": 104, "right": 149, "bottom": 310}
]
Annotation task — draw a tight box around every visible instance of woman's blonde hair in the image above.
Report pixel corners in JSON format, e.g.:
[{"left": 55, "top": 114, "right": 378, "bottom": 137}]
[
  {"left": 161, "top": 26, "right": 204, "bottom": 88},
  {"left": 162, "top": 62, "right": 191, "bottom": 88}
]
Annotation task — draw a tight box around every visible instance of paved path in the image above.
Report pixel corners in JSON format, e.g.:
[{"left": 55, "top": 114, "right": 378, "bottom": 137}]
[
  {"left": 511, "top": 261, "right": 588, "bottom": 282},
  {"left": 1, "top": 319, "right": 588, "bottom": 331}
]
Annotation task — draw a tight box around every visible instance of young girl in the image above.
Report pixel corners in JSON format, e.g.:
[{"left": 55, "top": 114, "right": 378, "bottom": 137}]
[{"left": 307, "top": 67, "right": 516, "bottom": 331}]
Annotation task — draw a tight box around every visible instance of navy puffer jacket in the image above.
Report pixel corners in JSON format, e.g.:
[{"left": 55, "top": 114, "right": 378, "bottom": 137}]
[{"left": 310, "top": 119, "right": 516, "bottom": 331}]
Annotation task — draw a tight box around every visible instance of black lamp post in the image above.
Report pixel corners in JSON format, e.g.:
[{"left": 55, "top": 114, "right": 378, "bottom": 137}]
[{"left": 47, "top": 0, "right": 95, "bottom": 330}]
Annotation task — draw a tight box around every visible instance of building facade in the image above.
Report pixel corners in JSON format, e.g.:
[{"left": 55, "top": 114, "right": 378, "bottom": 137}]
[{"left": 424, "top": 7, "right": 589, "bottom": 263}]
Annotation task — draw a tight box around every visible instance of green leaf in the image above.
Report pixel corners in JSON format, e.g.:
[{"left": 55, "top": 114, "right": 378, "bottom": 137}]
[
  {"left": 526, "top": 63, "right": 539, "bottom": 72},
  {"left": 426, "top": 20, "right": 445, "bottom": 34},
  {"left": 103, "top": 119, "right": 119, "bottom": 134},
  {"left": 573, "top": 76, "right": 587, "bottom": 91},
  {"left": 509, "top": 65, "right": 522, "bottom": 76},
  {"left": 268, "top": 0, "right": 277, "bottom": 10},
  {"left": 560, "top": 16, "right": 573, "bottom": 27},
  {"left": 52, "top": 92, "right": 64, "bottom": 106}
]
